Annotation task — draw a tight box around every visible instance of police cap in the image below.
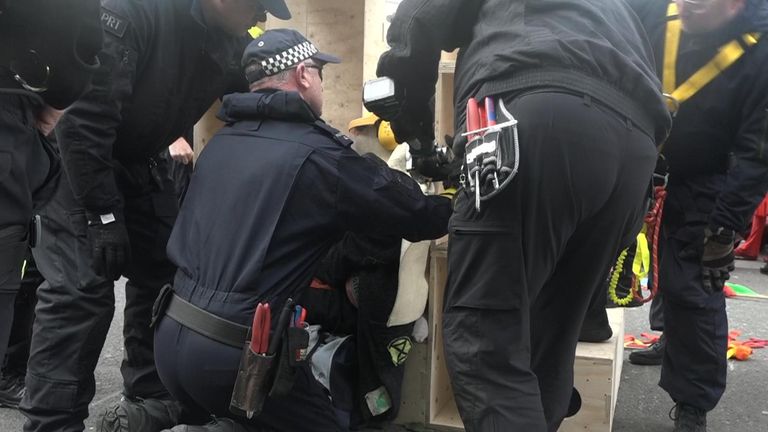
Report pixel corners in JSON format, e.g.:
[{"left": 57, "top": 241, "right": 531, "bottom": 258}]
[{"left": 242, "top": 29, "right": 340, "bottom": 84}]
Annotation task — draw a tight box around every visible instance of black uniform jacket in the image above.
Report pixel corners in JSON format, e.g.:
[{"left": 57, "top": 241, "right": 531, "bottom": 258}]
[
  {"left": 167, "top": 90, "right": 452, "bottom": 327},
  {"left": 628, "top": 0, "right": 768, "bottom": 231},
  {"left": 377, "top": 0, "right": 671, "bottom": 144},
  {"left": 55, "top": 0, "right": 248, "bottom": 213}
]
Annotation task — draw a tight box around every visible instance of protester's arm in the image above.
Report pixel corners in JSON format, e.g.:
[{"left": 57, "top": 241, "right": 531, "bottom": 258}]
[{"left": 335, "top": 151, "right": 452, "bottom": 242}]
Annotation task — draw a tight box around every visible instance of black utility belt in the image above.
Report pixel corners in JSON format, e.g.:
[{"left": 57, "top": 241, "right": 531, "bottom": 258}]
[
  {"left": 151, "top": 285, "right": 312, "bottom": 419},
  {"left": 151, "top": 286, "right": 249, "bottom": 348}
]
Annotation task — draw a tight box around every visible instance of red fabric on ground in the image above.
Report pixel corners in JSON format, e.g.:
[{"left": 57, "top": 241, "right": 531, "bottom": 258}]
[{"left": 735, "top": 194, "right": 768, "bottom": 259}]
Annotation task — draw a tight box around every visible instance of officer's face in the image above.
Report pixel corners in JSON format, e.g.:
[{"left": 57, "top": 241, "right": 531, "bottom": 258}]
[
  {"left": 676, "top": 0, "right": 746, "bottom": 34},
  {"left": 207, "top": 0, "right": 267, "bottom": 36}
]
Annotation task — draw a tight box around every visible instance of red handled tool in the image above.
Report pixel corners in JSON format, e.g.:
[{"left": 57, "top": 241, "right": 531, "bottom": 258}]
[
  {"left": 250, "top": 303, "right": 270, "bottom": 354},
  {"left": 466, "top": 98, "right": 480, "bottom": 139}
]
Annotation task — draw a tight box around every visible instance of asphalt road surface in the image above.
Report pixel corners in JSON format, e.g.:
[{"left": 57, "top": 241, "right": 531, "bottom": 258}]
[{"left": 2, "top": 260, "right": 767, "bottom": 431}]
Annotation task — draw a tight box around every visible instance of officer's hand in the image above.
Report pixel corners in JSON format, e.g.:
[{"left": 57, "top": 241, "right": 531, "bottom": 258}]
[
  {"left": 701, "top": 227, "right": 736, "bottom": 292},
  {"left": 169, "top": 137, "right": 194, "bottom": 165},
  {"left": 390, "top": 95, "right": 435, "bottom": 146},
  {"left": 36, "top": 104, "right": 64, "bottom": 136},
  {"left": 86, "top": 212, "right": 131, "bottom": 280}
]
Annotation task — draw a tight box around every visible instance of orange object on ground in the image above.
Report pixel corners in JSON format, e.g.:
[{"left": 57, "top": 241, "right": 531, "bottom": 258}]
[
  {"left": 624, "top": 332, "right": 661, "bottom": 349},
  {"left": 734, "top": 194, "right": 768, "bottom": 259},
  {"left": 626, "top": 330, "right": 767, "bottom": 360},
  {"left": 726, "top": 330, "right": 768, "bottom": 360}
]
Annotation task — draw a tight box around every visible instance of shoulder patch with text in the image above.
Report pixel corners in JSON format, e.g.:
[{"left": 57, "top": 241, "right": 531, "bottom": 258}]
[{"left": 101, "top": 7, "right": 128, "bottom": 38}]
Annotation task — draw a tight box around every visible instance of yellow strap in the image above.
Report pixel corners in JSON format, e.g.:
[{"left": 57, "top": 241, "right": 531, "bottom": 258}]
[
  {"left": 21, "top": 259, "right": 27, "bottom": 280},
  {"left": 632, "top": 231, "right": 650, "bottom": 279},
  {"left": 663, "top": 2, "right": 760, "bottom": 111},
  {"left": 663, "top": 2, "right": 681, "bottom": 95}
]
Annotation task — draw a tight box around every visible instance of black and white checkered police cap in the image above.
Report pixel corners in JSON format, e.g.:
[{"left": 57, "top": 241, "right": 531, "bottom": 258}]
[{"left": 242, "top": 29, "right": 340, "bottom": 83}]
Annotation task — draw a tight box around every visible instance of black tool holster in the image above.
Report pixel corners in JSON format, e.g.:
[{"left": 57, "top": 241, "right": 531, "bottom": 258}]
[{"left": 460, "top": 99, "right": 520, "bottom": 211}]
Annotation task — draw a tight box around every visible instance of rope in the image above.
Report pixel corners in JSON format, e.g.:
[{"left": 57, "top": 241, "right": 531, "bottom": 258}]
[{"left": 634, "top": 186, "right": 667, "bottom": 303}]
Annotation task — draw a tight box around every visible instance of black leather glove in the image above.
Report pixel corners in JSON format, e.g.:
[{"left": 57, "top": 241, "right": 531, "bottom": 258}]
[
  {"left": 389, "top": 95, "right": 435, "bottom": 147},
  {"left": 86, "top": 211, "right": 130, "bottom": 281},
  {"left": 701, "top": 227, "right": 735, "bottom": 292}
]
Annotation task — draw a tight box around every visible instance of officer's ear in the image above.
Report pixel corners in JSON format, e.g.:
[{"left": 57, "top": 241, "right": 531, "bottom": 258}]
[{"left": 295, "top": 62, "right": 313, "bottom": 91}]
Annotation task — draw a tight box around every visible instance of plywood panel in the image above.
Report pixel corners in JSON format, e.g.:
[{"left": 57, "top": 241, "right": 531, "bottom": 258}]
[
  {"left": 193, "top": 99, "right": 223, "bottom": 155},
  {"left": 307, "top": 0, "right": 364, "bottom": 130},
  {"left": 399, "top": 239, "right": 624, "bottom": 432},
  {"left": 363, "top": 0, "right": 402, "bottom": 85}
]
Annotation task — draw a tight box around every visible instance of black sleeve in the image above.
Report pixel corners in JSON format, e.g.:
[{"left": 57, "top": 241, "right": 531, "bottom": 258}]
[
  {"left": 375, "top": 0, "right": 481, "bottom": 143},
  {"left": 710, "top": 48, "right": 768, "bottom": 231},
  {"left": 336, "top": 151, "right": 452, "bottom": 242},
  {"left": 1, "top": 0, "right": 103, "bottom": 109},
  {"left": 55, "top": 2, "right": 147, "bottom": 213}
]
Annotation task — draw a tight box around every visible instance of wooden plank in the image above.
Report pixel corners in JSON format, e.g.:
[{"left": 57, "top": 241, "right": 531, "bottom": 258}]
[{"left": 192, "top": 100, "right": 223, "bottom": 154}]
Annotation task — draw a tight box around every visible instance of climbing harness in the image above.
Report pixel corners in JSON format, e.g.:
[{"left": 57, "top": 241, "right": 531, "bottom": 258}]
[{"left": 663, "top": 1, "right": 760, "bottom": 116}]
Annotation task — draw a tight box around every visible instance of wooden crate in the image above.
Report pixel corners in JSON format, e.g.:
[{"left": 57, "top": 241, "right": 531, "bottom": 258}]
[{"left": 396, "top": 241, "right": 624, "bottom": 431}]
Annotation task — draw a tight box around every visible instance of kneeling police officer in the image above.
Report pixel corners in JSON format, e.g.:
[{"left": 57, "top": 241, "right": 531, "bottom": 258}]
[{"left": 153, "top": 29, "right": 452, "bottom": 432}]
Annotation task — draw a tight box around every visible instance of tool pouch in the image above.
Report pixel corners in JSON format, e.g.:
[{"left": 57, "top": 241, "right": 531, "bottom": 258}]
[
  {"left": 229, "top": 345, "right": 276, "bottom": 419},
  {"left": 461, "top": 101, "right": 520, "bottom": 211},
  {"left": 269, "top": 325, "right": 310, "bottom": 397}
]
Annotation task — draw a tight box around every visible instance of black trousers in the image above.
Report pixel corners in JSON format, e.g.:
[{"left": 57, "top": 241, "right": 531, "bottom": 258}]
[
  {"left": 154, "top": 316, "right": 342, "bottom": 432},
  {"left": 657, "top": 183, "right": 728, "bottom": 411},
  {"left": 0, "top": 92, "right": 57, "bottom": 366},
  {"left": 20, "top": 157, "right": 178, "bottom": 432},
  {"left": 443, "top": 91, "right": 657, "bottom": 431},
  {"left": 2, "top": 250, "right": 42, "bottom": 376}
]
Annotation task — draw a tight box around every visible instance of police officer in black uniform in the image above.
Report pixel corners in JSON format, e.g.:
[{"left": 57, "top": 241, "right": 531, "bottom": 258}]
[
  {"left": 19, "top": 1, "right": 291, "bottom": 431},
  {"left": 376, "top": 0, "right": 671, "bottom": 430},
  {"left": 0, "top": 0, "right": 101, "bottom": 372},
  {"left": 152, "top": 29, "right": 452, "bottom": 432},
  {"left": 624, "top": 1, "right": 768, "bottom": 430}
]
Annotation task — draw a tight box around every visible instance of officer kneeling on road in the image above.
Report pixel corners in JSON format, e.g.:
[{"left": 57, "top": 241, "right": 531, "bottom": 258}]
[{"left": 152, "top": 29, "right": 452, "bottom": 432}]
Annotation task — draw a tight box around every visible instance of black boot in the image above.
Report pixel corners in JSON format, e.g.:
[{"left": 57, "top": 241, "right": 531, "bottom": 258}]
[
  {"left": 628, "top": 333, "right": 665, "bottom": 365},
  {"left": 0, "top": 372, "right": 26, "bottom": 409},
  {"left": 98, "top": 396, "right": 184, "bottom": 432},
  {"left": 671, "top": 403, "right": 707, "bottom": 432}
]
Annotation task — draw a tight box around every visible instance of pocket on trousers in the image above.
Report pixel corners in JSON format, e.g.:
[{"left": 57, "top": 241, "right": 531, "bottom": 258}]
[
  {"left": 447, "top": 224, "right": 524, "bottom": 310},
  {"left": 24, "top": 372, "right": 79, "bottom": 411}
]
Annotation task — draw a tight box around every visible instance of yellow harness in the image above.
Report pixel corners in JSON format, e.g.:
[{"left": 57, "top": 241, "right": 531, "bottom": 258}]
[
  {"left": 610, "top": 2, "right": 762, "bottom": 306},
  {"left": 663, "top": 2, "right": 760, "bottom": 114}
]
